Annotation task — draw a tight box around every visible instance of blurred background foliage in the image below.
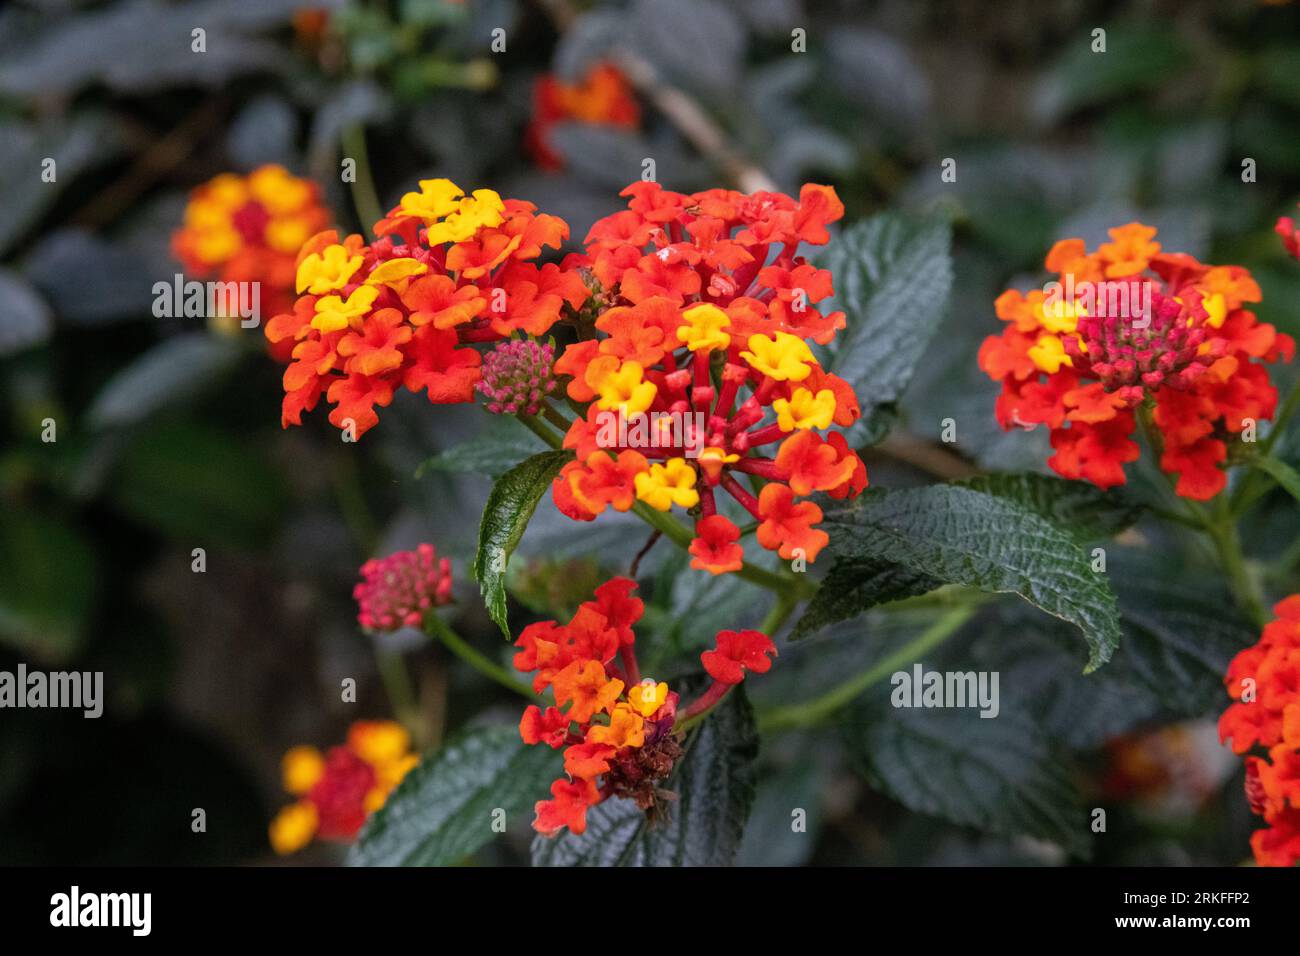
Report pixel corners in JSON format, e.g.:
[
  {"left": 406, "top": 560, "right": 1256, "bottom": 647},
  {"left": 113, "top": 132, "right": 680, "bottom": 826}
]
[{"left": 2, "top": 0, "right": 1299, "bottom": 864}]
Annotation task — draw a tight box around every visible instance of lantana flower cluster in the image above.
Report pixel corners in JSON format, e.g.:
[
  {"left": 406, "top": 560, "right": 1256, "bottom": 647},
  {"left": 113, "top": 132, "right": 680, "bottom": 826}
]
[
  {"left": 172, "top": 164, "right": 330, "bottom": 326},
  {"left": 269, "top": 720, "right": 417, "bottom": 855},
  {"left": 353, "top": 542, "right": 453, "bottom": 631},
  {"left": 514, "top": 577, "right": 774, "bottom": 836},
  {"left": 550, "top": 181, "right": 867, "bottom": 570},
  {"left": 266, "top": 177, "right": 585, "bottom": 436},
  {"left": 1219, "top": 596, "right": 1300, "bottom": 867},
  {"left": 979, "top": 223, "right": 1293, "bottom": 498},
  {"left": 525, "top": 61, "right": 641, "bottom": 170}
]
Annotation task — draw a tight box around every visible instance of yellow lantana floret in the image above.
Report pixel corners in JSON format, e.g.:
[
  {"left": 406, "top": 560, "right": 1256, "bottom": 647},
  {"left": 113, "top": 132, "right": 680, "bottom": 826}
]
[
  {"left": 677, "top": 303, "right": 731, "bottom": 352},
  {"left": 626, "top": 679, "right": 669, "bottom": 717},
  {"left": 1027, "top": 334, "right": 1072, "bottom": 374},
  {"left": 697, "top": 445, "right": 740, "bottom": 481},
  {"left": 425, "top": 189, "right": 506, "bottom": 245},
  {"left": 593, "top": 360, "right": 657, "bottom": 416},
  {"left": 269, "top": 801, "right": 318, "bottom": 856},
  {"left": 366, "top": 257, "right": 429, "bottom": 289},
  {"left": 1202, "top": 292, "right": 1227, "bottom": 329},
  {"left": 587, "top": 702, "right": 646, "bottom": 748},
  {"left": 297, "top": 244, "right": 363, "bottom": 294},
  {"left": 740, "top": 332, "right": 816, "bottom": 381},
  {"left": 248, "top": 165, "right": 312, "bottom": 216},
  {"left": 312, "top": 285, "right": 379, "bottom": 333},
  {"left": 772, "top": 387, "right": 836, "bottom": 431},
  {"left": 1035, "top": 297, "right": 1086, "bottom": 335},
  {"left": 281, "top": 745, "right": 325, "bottom": 796},
  {"left": 398, "top": 178, "right": 465, "bottom": 223},
  {"left": 634, "top": 457, "right": 699, "bottom": 511}
]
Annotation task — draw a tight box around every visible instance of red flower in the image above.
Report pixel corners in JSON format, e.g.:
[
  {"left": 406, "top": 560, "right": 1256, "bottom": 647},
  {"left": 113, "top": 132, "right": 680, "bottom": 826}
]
[
  {"left": 689, "top": 515, "right": 745, "bottom": 574},
  {"left": 533, "top": 779, "right": 601, "bottom": 836},
  {"left": 701, "top": 629, "right": 778, "bottom": 685}
]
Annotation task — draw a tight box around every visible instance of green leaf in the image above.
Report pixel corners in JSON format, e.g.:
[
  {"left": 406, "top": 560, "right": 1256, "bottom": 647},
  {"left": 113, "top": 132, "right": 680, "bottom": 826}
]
[
  {"left": 846, "top": 699, "right": 1088, "bottom": 857},
  {"left": 957, "top": 473, "right": 1144, "bottom": 542},
  {"left": 416, "top": 417, "right": 546, "bottom": 478},
  {"left": 532, "top": 688, "right": 758, "bottom": 866},
  {"left": 107, "top": 422, "right": 285, "bottom": 550},
  {"left": 1250, "top": 455, "right": 1300, "bottom": 507},
  {"left": 349, "top": 725, "right": 561, "bottom": 866},
  {"left": 87, "top": 335, "right": 242, "bottom": 430},
  {"left": 473, "top": 450, "right": 571, "bottom": 637},
  {"left": 0, "top": 268, "right": 53, "bottom": 356},
  {"left": 820, "top": 485, "right": 1122, "bottom": 670},
  {"left": 1031, "top": 27, "right": 1189, "bottom": 125},
  {"left": 823, "top": 213, "right": 953, "bottom": 431},
  {"left": 792, "top": 557, "right": 938, "bottom": 639},
  {"left": 0, "top": 511, "right": 97, "bottom": 662}
]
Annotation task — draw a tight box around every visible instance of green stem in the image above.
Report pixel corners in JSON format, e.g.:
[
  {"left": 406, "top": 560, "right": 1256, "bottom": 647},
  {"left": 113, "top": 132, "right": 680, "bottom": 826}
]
[
  {"left": 1261, "top": 379, "right": 1300, "bottom": 457},
  {"left": 756, "top": 605, "right": 976, "bottom": 733},
  {"left": 341, "top": 124, "right": 384, "bottom": 237},
  {"left": 518, "top": 413, "right": 564, "bottom": 449},
  {"left": 424, "top": 612, "right": 539, "bottom": 701},
  {"left": 1228, "top": 382, "right": 1299, "bottom": 516},
  {"left": 375, "top": 648, "right": 419, "bottom": 732},
  {"left": 540, "top": 400, "right": 573, "bottom": 435},
  {"left": 1204, "top": 500, "right": 1267, "bottom": 629}
]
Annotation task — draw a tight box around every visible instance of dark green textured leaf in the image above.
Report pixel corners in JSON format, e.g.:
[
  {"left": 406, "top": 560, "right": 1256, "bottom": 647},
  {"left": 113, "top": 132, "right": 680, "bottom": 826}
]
[
  {"left": 792, "top": 557, "right": 939, "bottom": 639},
  {"left": 416, "top": 417, "right": 546, "bottom": 478},
  {"left": 957, "top": 473, "right": 1144, "bottom": 542},
  {"left": 821, "top": 485, "right": 1121, "bottom": 670},
  {"left": 847, "top": 701, "right": 1088, "bottom": 857},
  {"left": 823, "top": 213, "right": 953, "bottom": 428},
  {"left": 349, "top": 726, "right": 560, "bottom": 867},
  {"left": 474, "top": 450, "right": 571, "bottom": 637},
  {"left": 532, "top": 688, "right": 758, "bottom": 866}
]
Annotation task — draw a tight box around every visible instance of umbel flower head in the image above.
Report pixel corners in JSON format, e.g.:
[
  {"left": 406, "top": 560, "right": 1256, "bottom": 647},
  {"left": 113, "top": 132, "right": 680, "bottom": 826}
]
[
  {"left": 979, "top": 223, "right": 1293, "bottom": 499},
  {"left": 549, "top": 181, "right": 867, "bottom": 570},
  {"left": 1220, "top": 596, "right": 1300, "bottom": 867},
  {"left": 514, "top": 577, "right": 774, "bottom": 836},
  {"left": 269, "top": 720, "right": 417, "bottom": 855},
  {"left": 266, "top": 177, "right": 585, "bottom": 437},
  {"left": 354, "top": 543, "right": 453, "bottom": 632},
  {"left": 476, "top": 338, "right": 558, "bottom": 415},
  {"left": 172, "top": 165, "right": 330, "bottom": 333},
  {"left": 525, "top": 61, "right": 641, "bottom": 170}
]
